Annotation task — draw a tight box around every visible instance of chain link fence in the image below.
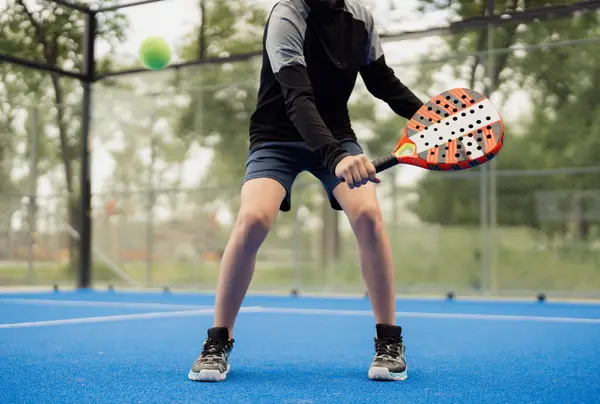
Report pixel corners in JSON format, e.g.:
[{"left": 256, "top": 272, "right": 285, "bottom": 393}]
[
  {"left": 3, "top": 143, "right": 599, "bottom": 297},
  {"left": 1, "top": 3, "right": 599, "bottom": 297}
]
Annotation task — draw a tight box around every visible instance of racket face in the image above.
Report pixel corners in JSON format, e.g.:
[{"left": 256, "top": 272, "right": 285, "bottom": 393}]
[{"left": 393, "top": 88, "right": 504, "bottom": 171}]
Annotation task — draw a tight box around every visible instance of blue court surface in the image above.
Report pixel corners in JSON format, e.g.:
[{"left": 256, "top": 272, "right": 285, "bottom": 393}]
[{"left": 1, "top": 290, "right": 599, "bottom": 403}]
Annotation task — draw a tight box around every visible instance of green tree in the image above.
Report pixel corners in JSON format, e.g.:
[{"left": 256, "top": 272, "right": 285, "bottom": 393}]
[
  {"left": 0, "top": 0, "right": 128, "bottom": 267},
  {"left": 411, "top": 1, "right": 600, "bottom": 241},
  {"left": 177, "top": 0, "right": 265, "bottom": 184}
]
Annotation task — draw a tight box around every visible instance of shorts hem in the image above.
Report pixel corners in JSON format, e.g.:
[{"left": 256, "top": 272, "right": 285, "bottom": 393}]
[
  {"left": 327, "top": 180, "right": 344, "bottom": 211},
  {"left": 242, "top": 175, "right": 292, "bottom": 212}
]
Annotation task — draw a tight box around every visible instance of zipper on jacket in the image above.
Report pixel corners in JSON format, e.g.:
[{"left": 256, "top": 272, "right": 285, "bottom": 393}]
[{"left": 335, "top": 9, "right": 344, "bottom": 68}]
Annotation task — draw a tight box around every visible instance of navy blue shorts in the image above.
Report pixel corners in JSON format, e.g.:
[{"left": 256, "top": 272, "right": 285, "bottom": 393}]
[{"left": 243, "top": 139, "right": 363, "bottom": 212}]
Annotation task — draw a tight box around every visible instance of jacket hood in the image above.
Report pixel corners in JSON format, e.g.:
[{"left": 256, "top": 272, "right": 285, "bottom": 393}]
[{"left": 305, "top": 0, "right": 344, "bottom": 12}]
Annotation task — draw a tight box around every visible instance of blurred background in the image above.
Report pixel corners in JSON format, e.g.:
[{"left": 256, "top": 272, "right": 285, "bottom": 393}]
[{"left": 1, "top": 0, "right": 599, "bottom": 298}]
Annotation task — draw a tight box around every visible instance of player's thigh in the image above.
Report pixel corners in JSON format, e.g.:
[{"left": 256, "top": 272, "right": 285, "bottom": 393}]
[
  {"left": 236, "top": 178, "right": 287, "bottom": 233},
  {"left": 226, "top": 178, "right": 285, "bottom": 251},
  {"left": 310, "top": 139, "right": 367, "bottom": 212},
  {"left": 239, "top": 143, "right": 302, "bottom": 228},
  {"left": 243, "top": 142, "right": 303, "bottom": 214},
  {"left": 333, "top": 180, "right": 382, "bottom": 226}
]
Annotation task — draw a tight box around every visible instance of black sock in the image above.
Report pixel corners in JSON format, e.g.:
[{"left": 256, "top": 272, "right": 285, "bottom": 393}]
[{"left": 376, "top": 323, "right": 402, "bottom": 339}]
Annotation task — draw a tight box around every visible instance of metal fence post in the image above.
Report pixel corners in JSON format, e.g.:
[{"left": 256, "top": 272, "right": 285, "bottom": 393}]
[
  {"left": 479, "top": 167, "right": 489, "bottom": 294},
  {"left": 146, "top": 188, "right": 154, "bottom": 287},
  {"left": 292, "top": 197, "right": 302, "bottom": 293},
  {"left": 146, "top": 105, "right": 156, "bottom": 287},
  {"left": 477, "top": 0, "right": 497, "bottom": 296},
  {"left": 486, "top": 0, "right": 497, "bottom": 295},
  {"left": 487, "top": 15, "right": 499, "bottom": 296},
  {"left": 78, "top": 10, "right": 96, "bottom": 288},
  {"left": 27, "top": 106, "right": 39, "bottom": 284}
]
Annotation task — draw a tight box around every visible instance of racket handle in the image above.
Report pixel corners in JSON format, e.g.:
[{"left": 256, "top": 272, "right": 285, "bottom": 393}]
[
  {"left": 339, "top": 153, "right": 398, "bottom": 182},
  {"left": 372, "top": 153, "right": 398, "bottom": 173}
]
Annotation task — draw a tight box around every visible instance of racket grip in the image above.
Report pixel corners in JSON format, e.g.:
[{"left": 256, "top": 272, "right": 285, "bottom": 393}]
[{"left": 372, "top": 153, "right": 399, "bottom": 173}]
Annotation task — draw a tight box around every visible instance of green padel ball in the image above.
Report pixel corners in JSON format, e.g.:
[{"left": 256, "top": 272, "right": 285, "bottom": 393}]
[{"left": 139, "top": 36, "right": 171, "bottom": 70}]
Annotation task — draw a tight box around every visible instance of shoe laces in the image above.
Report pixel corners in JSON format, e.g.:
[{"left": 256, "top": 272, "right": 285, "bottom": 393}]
[
  {"left": 201, "top": 337, "right": 228, "bottom": 358},
  {"left": 374, "top": 336, "right": 402, "bottom": 359}
]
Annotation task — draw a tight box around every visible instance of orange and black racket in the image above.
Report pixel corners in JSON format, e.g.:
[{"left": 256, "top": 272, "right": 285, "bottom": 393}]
[{"left": 371, "top": 88, "right": 504, "bottom": 173}]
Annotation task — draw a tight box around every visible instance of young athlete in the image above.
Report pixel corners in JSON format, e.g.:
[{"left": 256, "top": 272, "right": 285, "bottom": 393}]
[{"left": 188, "top": 0, "right": 423, "bottom": 382}]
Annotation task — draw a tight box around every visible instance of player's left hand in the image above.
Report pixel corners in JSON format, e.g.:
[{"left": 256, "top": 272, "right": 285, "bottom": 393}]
[{"left": 335, "top": 155, "right": 381, "bottom": 189}]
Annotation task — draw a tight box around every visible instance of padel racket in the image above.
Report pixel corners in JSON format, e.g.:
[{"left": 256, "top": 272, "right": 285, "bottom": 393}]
[{"left": 371, "top": 88, "right": 504, "bottom": 172}]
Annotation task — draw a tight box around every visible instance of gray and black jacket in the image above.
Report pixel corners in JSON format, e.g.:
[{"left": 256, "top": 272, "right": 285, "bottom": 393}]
[{"left": 249, "top": 0, "right": 423, "bottom": 174}]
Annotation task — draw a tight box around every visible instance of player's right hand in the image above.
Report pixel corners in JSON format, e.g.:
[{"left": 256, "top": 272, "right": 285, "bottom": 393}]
[{"left": 335, "top": 155, "right": 381, "bottom": 189}]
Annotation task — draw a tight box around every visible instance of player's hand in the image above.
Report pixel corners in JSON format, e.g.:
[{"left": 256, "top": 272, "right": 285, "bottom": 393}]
[{"left": 335, "top": 155, "right": 381, "bottom": 189}]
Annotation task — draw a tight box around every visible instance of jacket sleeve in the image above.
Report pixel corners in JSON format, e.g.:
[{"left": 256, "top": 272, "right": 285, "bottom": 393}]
[
  {"left": 265, "top": 4, "right": 350, "bottom": 174},
  {"left": 359, "top": 15, "right": 424, "bottom": 119}
]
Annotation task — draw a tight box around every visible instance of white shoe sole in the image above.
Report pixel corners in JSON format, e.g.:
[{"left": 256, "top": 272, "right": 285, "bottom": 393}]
[
  {"left": 188, "top": 364, "right": 230, "bottom": 382},
  {"left": 368, "top": 366, "right": 408, "bottom": 381}
]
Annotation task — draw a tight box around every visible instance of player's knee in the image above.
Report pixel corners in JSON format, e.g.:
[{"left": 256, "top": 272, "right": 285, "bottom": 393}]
[
  {"left": 349, "top": 204, "right": 383, "bottom": 233},
  {"left": 236, "top": 210, "right": 276, "bottom": 239}
]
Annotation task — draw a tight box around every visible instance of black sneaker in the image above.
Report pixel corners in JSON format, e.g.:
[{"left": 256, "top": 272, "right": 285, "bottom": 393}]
[
  {"left": 188, "top": 327, "right": 234, "bottom": 382},
  {"left": 368, "top": 324, "right": 408, "bottom": 381}
]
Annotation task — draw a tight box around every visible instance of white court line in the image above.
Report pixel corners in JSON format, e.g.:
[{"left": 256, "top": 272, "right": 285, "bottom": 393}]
[
  {"left": 0, "top": 309, "right": 215, "bottom": 329},
  {"left": 1, "top": 306, "right": 600, "bottom": 329},
  {"left": 240, "top": 307, "right": 600, "bottom": 324},
  {"left": 0, "top": 298, "right": 211, "bottom": 311}
]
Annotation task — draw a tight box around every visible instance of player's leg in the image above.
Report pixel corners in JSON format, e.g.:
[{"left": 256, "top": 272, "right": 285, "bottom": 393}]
[
  {"left": 312, "top": 140, "right": 395, "bottom": 323},
  {"left": 313, "top": 139, "right": 406, "bottom": 382},
  {"left": 189, "top": 143, "right": 298, "bottom": 382},
  {"left": 213, "top": 178, "right": 286, "bottom": 336},
  {"left": 188, "top": 178, "right": 285, "bottom": 382},
  {"left": 333, "top": 183, "right": 395, "bottom": 325},
  {"left": 332, "top": 179, "right": 406, "bottom": 381}
]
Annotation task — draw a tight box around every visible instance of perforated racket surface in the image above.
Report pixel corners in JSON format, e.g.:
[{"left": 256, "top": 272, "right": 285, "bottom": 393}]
[{"left": 372, "top": 88, "right": 504, "bottom": 172}]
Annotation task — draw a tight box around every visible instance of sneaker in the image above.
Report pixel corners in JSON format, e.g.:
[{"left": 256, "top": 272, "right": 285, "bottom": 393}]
[
  {"left": 188, "top": 327, "right": 234, "bottom": 382},
  {"left": 368, "top": 324, "right": 408, "bottom": 381}
]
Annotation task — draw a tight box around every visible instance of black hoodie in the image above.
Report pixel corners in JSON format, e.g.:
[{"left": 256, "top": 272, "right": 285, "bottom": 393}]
[{"left": 249, "top": 0, "right": 423, "bottom": 174}]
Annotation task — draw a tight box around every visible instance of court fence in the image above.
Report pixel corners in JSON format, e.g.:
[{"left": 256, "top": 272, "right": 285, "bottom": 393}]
[
  {"left": 2, "top": 1, "right": 600, "bottom": 298},
  {"left": 1, "top": 104, "right": 599, "bottom": 298}
]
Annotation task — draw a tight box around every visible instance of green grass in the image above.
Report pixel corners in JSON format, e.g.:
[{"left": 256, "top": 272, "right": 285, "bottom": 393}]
[{"left": 1, "top": 226, "right": 598, "bottom": 295}]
